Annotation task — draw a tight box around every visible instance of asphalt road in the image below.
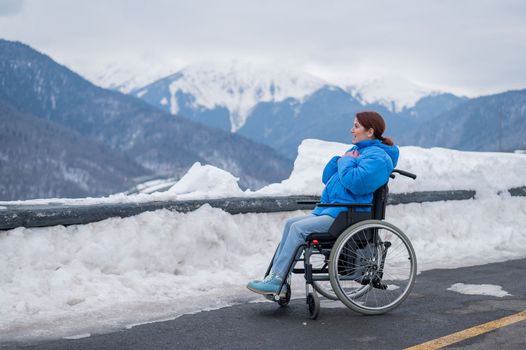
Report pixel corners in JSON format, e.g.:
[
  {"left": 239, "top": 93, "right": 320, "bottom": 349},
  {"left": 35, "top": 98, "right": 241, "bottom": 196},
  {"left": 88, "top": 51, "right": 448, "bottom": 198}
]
[{"left": 2, "top": 258, "right": 526, "bottom": 350}]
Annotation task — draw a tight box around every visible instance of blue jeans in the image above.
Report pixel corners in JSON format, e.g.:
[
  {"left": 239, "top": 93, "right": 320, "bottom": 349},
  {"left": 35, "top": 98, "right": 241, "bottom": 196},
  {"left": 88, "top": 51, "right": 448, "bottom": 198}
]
[{"left": 271, "top": 214, "right": 335, "bottom": 279}]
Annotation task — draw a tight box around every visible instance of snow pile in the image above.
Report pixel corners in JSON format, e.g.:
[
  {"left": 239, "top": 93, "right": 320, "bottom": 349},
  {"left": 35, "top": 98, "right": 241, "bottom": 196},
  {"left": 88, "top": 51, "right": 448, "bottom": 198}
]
[
  {"left": 2, "top": 139, "right": 526, "bottom": 207},
  {"left": 1, "top": 197, "right": 526, "bottom": 340},
  {"left": 258, "top": 139, "right": 526, "bottom": 197},
  {"left": 129, "top": 178, "right": 178, "bottom": 195},
  {"left": 394, "top": 146, "right": 526, "bottom": 195},
  {"left": 257, "top": 139, "right": 350, "bottom": 195},
  {"left": 0, "top": 206, "right": 294, "bottom": 340},
  {"left": 388, "top": 196, "right": 526, "bottom": 271},
  {"left": 165, "top": 162, "right": 244, "bottom": 199},
  {"left": 447, "top": 283, "right": 511, "bottom": 297},
  {"left": 147, "top": 62, "right": 327, "bottom": 131}
]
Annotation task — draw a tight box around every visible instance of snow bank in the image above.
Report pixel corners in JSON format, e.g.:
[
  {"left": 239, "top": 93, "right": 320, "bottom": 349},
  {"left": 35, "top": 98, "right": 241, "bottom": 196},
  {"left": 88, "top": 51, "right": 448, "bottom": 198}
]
[
  {"left": 0, "top": 206, "right": 295, "bottom": 340},
  {"left": 164, "top": 162, "right": 245, "bottom": 199},
  {"left": 258, "top": 139, "right": 526, "bottom": 197},
  {"left": 3, "top": 139, "right": 525, "bottom": 207},
  {"left": 393, "top": 146, "right": 526, "bottom": 196},
  {"left": 1, "top": 196, "right": 526, "bottom": 340}
]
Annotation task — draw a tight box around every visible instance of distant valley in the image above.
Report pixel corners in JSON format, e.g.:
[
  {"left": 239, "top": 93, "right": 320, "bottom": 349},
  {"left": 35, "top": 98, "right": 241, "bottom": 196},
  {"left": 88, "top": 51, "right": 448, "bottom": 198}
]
[{"left": 0, "top": 40, "right": 292, "bottom": 200}]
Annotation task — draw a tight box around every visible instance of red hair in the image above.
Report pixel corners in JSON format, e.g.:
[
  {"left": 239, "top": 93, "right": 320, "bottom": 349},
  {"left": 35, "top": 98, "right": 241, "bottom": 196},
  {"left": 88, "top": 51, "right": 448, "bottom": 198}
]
[{"left": 355, "top": 111, "right": 394, "bottom": 146}]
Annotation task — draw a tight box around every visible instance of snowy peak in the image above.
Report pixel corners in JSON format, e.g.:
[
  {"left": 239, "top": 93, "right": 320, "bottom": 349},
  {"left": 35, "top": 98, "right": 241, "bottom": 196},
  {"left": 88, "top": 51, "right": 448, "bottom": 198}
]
[
  {"left": 82, "top": 58, "right": 442, "bottom": 116},
  {"left": 348, "top": 76, "right": 438, "bottom": 112},
  {"left": 82, "top": 62, "right": 180, "bottom": 94},
  {"left": 136, "top": 61, "right": 328, "bottom": 131}
]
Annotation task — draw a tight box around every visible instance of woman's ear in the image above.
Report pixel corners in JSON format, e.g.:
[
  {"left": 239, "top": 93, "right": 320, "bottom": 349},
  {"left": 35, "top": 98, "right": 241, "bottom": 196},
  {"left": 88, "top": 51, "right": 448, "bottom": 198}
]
[{"left": 367, "top": 128, "right": 375, "bottom": 138}]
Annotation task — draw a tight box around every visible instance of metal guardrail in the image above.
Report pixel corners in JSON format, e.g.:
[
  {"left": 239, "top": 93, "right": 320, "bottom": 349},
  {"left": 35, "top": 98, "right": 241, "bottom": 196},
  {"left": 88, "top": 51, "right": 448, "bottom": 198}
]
[
  {"left": 0, "top": 190, "right": 478, "bottom": 230},
  {"left": 0, "top": 187, "right": 522, "bottom": 230},
  {"left": 509, "top": 186, "right": 526, "bottom": 197}
]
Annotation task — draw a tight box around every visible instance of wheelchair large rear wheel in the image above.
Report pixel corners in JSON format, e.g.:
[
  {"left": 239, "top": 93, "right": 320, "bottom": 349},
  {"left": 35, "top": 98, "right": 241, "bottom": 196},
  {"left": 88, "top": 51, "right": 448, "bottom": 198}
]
[
  {"left": 329, "top": 220, "right": 417, "bottom": 315},
  {"left": 311, "top": 250, "right": 370, "bottom": 301}
]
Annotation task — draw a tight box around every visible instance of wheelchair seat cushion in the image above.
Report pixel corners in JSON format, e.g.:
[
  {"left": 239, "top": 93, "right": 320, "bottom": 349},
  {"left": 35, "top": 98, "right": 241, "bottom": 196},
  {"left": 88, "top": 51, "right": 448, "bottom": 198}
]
[{"left": 306, "top": 232, "right": 336, "bottom": 242}]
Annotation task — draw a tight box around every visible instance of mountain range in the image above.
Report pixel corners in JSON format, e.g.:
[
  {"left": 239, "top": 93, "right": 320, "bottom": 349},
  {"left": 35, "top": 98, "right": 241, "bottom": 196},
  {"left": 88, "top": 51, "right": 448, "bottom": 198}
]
[
  {"left": 0, "top": 100, "right": 148, "bottom": 199},
  {"left": 0, "top": 40, "right": 293, "bottom": 200},
  {"left": 405, "top": 89, "right": 526, "bottom": 151},
  {"left": 2, "top": 39, "right": 525, "bottom": 200},
  {"left": 131, "top": 63, "right": 470, "bottom": 158},
  {"left": 126, "top": 62, "right": 525, "bottom": 157}
]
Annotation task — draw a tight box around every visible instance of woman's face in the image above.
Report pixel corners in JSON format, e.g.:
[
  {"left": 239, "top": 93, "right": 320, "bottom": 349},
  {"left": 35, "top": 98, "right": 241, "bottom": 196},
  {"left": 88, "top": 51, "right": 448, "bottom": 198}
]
[{"left": 351, "top": 118, "right": 374, "bottom": 144}]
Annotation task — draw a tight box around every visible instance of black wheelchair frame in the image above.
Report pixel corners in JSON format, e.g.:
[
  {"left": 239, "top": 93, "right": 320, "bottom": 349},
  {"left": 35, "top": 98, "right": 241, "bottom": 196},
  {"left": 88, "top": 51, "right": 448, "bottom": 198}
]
[{"left": 264, "top": 169, "right": 417, "bottom": 319}]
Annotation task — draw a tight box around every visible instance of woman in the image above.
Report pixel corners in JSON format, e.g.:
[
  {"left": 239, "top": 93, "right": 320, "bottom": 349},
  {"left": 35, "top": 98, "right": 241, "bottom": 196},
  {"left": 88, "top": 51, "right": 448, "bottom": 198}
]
[{"left": 247, "top": 111, "right": 399, "bottom": 295}]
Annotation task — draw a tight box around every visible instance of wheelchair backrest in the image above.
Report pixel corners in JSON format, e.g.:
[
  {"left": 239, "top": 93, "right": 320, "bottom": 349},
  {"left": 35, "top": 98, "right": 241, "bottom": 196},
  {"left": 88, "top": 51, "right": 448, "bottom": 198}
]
[
  {"left": 327, "top": 182, "right": 389, "bottom": 237},
  {"left": 372, "top": 183, "right": 389, "bottom": 220}
]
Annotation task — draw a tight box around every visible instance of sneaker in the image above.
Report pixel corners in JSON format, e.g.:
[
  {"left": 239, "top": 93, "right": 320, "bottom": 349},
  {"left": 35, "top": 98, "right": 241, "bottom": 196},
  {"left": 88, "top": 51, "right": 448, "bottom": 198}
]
[{"left": 246, "top": 272, "right": 283, "bottom": 295}]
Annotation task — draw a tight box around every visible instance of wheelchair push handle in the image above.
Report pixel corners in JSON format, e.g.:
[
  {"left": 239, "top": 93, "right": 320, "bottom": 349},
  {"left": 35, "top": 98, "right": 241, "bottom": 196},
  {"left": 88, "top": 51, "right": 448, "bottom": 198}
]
[{"left": 391, "top": 169, "right": 417, "bottom": 180}]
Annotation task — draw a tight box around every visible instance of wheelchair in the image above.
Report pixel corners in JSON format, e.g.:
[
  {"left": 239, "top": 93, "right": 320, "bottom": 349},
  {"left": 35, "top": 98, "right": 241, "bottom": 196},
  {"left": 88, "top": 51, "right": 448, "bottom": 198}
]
[{"left": 263, "top": 169, "right": 417, "bottom": 319}]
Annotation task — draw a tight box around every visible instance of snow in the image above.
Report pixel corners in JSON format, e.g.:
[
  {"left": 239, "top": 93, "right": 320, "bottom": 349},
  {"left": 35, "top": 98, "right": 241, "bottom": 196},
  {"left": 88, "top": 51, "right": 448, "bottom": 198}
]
[
  {"left": 0, "top": 207, "right": 295, "bottom": 340},
  {"left": 81, "top": 61, "right": 182, "bottom": 94},
  {"left": 258, "top": 140, "right": 526, "bottom": 197},
  {"left": 1, "top": 198, "right": 525, "bottom": 341},
  {"left": 90, "top": 61, "right": 441, "bottom": 117},
  {"left": 63, "top": 333, "right": 91, "bottom": 340},
  {"left": 447, "top": 283, "right": 511, "bottom": 297},
  {"left": 3, "top": 139, "right": 525, "bottom": 207},
  {"left": 1, "top": 140, "right": 526, "bottom": 341},
  {"left": 348, "top": 75, "right": 437, "bottom": 112},
  {"left": 131, "top": 63, "right": 442, "bottom": 123},
  {"left": 164, "top": 162, "right": 245, "bottom": 199},
  {"left": 155, "top": 62, "right": 327, "bottom": 132}
]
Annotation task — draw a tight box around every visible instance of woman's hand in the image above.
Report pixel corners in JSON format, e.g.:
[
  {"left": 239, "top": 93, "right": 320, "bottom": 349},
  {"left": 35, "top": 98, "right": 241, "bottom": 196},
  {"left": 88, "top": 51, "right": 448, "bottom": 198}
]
[{"left": 343, "top": 150, "right": 360, "bottom": 158}]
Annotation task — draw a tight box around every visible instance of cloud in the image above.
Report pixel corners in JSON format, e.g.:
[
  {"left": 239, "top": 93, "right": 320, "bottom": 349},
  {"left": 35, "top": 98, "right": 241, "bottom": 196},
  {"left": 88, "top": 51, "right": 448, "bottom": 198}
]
[
  {"left": 0, "top": 0, "right": 24, "bottom": 16},
  {"left": 1, "top": 0, "right": 525, "bottom": 96}
]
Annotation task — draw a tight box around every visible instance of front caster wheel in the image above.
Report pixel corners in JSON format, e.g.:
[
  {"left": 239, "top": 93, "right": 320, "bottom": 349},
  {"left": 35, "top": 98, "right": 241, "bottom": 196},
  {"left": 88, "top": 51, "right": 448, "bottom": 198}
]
[
  {"left": 306, "top": 292, "right": 320, "bottom": 320},
  {"left": 277, "top": 283, "right": 291, "bottom": 307}
]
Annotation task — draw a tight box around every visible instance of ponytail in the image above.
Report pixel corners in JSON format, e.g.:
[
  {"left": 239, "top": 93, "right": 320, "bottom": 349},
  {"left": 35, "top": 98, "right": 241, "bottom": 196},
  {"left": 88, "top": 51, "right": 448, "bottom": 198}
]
[{"left": 379, "top": 136, "right": 394, "bottom": 146}]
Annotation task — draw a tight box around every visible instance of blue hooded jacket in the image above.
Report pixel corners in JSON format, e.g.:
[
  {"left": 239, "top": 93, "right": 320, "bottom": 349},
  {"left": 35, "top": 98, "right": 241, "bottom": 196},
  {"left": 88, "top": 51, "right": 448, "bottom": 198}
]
[{"left": 312, "top": 139, "right": 399, "bottom": 218}]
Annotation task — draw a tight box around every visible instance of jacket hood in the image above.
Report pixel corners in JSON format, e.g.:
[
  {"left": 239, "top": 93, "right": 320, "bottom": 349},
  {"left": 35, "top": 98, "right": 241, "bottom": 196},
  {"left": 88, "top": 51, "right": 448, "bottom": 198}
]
[{"left": 355, "top": 139, "right": 399, "bottom": 167}]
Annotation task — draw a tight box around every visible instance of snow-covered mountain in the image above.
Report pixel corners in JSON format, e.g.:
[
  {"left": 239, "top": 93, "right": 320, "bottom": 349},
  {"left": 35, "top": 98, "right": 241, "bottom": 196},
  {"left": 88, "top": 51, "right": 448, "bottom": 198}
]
[
  {"left": 0, "top": 40, "right": 294, "bottom": 199},
  {"left": 348, "top": 75, "right": 438, "bottom": 113},
  {"left": 130, "top": 62, "right": 450, "bottom": 130},
  {"left": 134, "top": 62, "right": 328, "bottom": 132},
  {"left": 127, "top": 62, "right": 471, "bottom": 158},
  {"left": 79, "top": 61, "right": 181, "bottom": 94},
  {"left": 89, "top": 60, "right": 447, "bottom": 117}
]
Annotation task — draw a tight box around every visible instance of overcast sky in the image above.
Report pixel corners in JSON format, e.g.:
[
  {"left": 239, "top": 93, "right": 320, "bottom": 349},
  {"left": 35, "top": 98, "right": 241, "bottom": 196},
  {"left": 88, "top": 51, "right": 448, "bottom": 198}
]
[{"left": 1, "top": 0, "right": 525, "bottom": 96}]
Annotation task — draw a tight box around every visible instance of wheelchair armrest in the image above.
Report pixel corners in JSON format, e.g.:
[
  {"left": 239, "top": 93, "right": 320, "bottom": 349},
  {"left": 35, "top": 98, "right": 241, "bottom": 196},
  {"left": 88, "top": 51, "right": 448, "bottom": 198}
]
[
  {"left": 316, "top": 203, "right": 373, "bottom": 208},
  {"left": 296, "top": 200, "right": 319, "bottom": 205}
]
